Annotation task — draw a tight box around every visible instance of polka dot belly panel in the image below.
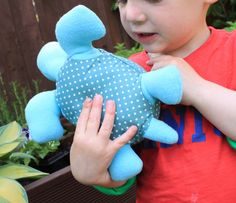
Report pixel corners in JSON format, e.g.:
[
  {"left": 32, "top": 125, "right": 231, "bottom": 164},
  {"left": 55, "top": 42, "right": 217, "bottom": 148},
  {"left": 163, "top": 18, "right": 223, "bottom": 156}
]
[{"left": 56, "top": 50, "right": 160, "bottom": 144}]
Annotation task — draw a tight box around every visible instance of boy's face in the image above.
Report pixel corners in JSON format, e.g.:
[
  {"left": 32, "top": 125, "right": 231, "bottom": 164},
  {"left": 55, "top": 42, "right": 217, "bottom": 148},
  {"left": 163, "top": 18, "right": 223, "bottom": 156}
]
[{"left": 118, "top": 0, "right": 216, "bottom": 56}]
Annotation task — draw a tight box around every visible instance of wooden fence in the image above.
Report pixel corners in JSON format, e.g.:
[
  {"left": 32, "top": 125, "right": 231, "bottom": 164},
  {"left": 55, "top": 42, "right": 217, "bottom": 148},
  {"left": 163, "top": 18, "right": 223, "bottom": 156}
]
[{"left": 0, "top": 0, "right": 134, "bottom": 94}]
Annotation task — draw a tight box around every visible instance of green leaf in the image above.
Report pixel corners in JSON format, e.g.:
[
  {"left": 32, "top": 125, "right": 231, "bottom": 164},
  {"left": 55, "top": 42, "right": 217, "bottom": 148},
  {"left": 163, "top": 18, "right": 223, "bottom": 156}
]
[
  {"left": 0, "top": 177, "right": 28, "bottom": 203},
  {"left": 0, "top": 141, "right": 21, "bottom": 158},
  {"left": 114, "top": 43, "right": 143, "bottom": 58},
  {"left": 20, "top": 140, "right": 60, "bottom": 163},
  {"left": 0, "top": 164, "right": 48, "bottom": 180},
  {"left": 0, "top": 121, "right": 22, "bottom": 144},
  {"left": 224, "top": 21, "right": 236, "bottom": 31},
  {"left": 9, "top": 152, "right": 39, "bottom": 165},
  {"left": 0, "top": 125, "right": 6, "bottom": 135}
]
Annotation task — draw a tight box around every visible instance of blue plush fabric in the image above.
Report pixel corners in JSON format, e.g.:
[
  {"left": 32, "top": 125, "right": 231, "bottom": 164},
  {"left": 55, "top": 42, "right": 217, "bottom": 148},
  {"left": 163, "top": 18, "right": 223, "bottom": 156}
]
[
  {"left": 56, "top": 50, "right": 159, "bottom": 144},
  {"left": 25, "top": 5, "right": 182, "bottom": 181}
]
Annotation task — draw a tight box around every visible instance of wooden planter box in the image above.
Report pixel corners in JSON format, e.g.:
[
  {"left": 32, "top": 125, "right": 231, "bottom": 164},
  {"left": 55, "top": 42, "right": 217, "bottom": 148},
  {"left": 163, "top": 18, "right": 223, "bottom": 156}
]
[
  {"left": 24, "top": 123, "right": 136, "bottom": 202},
  {"left": 24, "top": 166, "right": 136, "bottom": 203}
]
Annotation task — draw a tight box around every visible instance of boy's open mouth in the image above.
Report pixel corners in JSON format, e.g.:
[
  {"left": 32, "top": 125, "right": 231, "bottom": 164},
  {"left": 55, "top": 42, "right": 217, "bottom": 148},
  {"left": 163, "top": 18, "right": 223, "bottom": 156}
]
[
  {"left": 137, "top": 33, "right": 156, "bottom": 37},
  {"left": 134, "top": 32, "right": 158, "bottom": 43}
]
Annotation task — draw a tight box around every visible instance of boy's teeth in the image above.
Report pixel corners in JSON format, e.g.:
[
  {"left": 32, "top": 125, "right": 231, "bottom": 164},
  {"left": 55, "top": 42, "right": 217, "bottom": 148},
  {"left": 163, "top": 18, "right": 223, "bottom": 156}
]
[{"left": 140, "top": 33, "right": 153, "bottom": 36}]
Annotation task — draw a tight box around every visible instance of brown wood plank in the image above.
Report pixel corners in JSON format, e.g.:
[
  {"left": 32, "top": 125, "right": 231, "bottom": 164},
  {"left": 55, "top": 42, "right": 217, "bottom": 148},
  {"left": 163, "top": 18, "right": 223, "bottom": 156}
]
[
  {"left": 8, "top": 0, "right": 54, "bottom": 91},
  {"left": 25, "top": 166, "right": 136, "bottom": 203},
  {"left": 0, "top": 0, "right": 30, "bottom": 88}
]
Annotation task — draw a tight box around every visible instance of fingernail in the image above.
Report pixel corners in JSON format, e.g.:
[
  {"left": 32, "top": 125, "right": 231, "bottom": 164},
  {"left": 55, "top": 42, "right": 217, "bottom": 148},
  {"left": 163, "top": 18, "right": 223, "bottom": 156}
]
[
  {"left": 85, "top": 97, "right": 92, "bottom": 103},
  {"left": 106, "top": 100, "right": 115, "bottom": 107},
  {"left": 94, "top": 94, "right": 103, "bottom": 101},
  {"left": 146, "top": 60, "right": 152, "bottom": 65},
  {"left": 130, "top": 125, "right": 138, "bottom": 130}
]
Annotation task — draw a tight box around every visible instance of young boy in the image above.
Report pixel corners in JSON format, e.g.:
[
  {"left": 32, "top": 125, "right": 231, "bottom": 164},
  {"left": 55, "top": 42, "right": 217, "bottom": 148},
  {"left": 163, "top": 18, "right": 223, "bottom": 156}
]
[{"left": 70, "top": 0, "right": 236, "bottom": 202}]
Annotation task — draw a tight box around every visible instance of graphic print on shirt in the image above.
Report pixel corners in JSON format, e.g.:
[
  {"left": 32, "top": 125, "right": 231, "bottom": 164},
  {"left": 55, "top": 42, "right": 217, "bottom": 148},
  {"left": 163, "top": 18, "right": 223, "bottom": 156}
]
[{"left": 159, "top": 106, "right": 223, "bottom": 148}]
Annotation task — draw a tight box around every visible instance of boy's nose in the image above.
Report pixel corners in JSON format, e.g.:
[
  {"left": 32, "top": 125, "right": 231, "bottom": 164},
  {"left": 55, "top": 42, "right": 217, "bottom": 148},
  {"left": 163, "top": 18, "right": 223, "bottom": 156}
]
[{"left": 125, "top": 2, "right": 146, "bottom": 23}]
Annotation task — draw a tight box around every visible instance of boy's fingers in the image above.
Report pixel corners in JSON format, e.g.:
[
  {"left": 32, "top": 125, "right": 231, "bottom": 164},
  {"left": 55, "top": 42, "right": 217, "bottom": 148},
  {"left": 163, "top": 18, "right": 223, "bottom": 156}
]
[
  {"left": 99, "top": 100, "right": 116, "bottom": 138},
  {"left": 86, "top": 94, "right": 103, "bottom": 135},
  {"left": 112, "top": 126, "right": 138, "bottom": 150},
  {"left": 147, "top": 55, "right": 173, "bottom": 70},
  {"left": 75, "top": 97, "right": 93, "bottom": 136}
]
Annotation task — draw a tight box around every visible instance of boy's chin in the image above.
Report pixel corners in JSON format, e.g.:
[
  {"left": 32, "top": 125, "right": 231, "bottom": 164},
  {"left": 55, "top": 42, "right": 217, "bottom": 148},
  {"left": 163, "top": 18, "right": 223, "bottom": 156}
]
[{"left": 142, "top": 45, "right": 165, "bottom": 54}]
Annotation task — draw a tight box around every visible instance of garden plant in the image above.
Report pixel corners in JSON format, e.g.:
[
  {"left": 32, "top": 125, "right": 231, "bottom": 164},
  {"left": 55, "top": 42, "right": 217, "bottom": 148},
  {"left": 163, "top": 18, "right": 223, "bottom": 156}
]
[{"left": 0, "top": 121, "right": 48, "bottom": 203}]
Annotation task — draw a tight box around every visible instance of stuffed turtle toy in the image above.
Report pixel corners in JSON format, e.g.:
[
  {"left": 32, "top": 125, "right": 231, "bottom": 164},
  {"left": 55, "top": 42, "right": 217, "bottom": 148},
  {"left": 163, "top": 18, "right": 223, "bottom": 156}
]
[{"left": 25, "top": 5, "right": 183, "bottom": 181}]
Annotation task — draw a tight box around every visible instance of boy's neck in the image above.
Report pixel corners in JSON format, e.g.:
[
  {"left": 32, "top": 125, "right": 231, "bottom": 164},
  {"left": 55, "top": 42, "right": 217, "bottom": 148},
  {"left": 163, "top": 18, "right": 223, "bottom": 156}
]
[{"left": 178, "top": 26, "right": 211, "bottom": 58}]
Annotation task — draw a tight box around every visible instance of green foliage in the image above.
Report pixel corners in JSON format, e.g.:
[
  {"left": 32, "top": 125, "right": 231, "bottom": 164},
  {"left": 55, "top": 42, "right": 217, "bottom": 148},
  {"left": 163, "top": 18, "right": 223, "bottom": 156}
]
[
  {"left": 0, "top": 121, "right": 48, "bottom": 203},
  {"left": 114, "top": 43, "right": 143, "bottom": 58},
  {"left": 9, "top": 152, "right": 39, "bottom": 166},
  {"left": 111, "top": 0, "right": 118, "bottom": 11},
  {"left": 0, "top": 74, "right": 60, "bottom": 165},
  {"left": 224, "top": 21, "right": 236, "bottom": 31},
  {"left": 207, "top": 0, "right": 236, "bottom": 28},
  {"left": 0, "top": 177, "right": 29, "bottom": 203},
  {"left": 0, "top": 75, "right": 13, "bottom": 125},
  {"left": 0, "top": 74, "right": 40, "bottom": 126},
  {"left": 17, "top": 140, "right": 60, "bottom": 166},
  {"left": 0, "top": 121, "right": 48, "bottom": 177}
]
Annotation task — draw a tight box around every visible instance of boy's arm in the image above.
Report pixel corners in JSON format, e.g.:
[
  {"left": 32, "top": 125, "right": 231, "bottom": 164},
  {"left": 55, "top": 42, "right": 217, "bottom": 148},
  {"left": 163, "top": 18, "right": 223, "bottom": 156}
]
[
  {"left": 70, "top": 95, "right": 137, "bottom": 193},
  {"left": 191, "top": 80, "right": 236, "bottom": 140},
  {"left": 147, "top": 55, "right": 236, "bottom": 140}
]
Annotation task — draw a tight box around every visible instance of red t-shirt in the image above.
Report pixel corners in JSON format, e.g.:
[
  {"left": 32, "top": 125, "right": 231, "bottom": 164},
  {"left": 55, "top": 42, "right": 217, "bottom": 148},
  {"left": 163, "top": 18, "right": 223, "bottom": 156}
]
[{"left": 129, "top": 27, "right": 236, "bottom": 203}]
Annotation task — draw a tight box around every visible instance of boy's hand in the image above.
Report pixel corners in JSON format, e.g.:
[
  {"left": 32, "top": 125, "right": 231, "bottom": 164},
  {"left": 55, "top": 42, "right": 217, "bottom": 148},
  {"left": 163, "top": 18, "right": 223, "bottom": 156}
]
[
  {"left": 147, "top": 55, "right": 205, "bottom": 106},
  {"left": 70, "top": 94, "right": 137, "bottom": 188}
]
